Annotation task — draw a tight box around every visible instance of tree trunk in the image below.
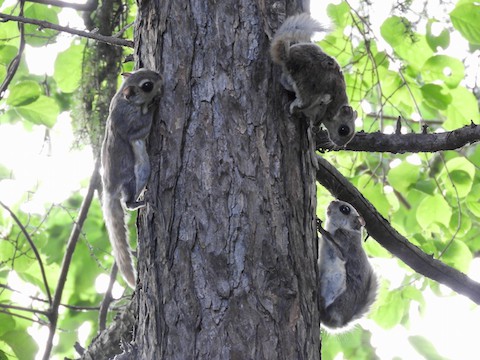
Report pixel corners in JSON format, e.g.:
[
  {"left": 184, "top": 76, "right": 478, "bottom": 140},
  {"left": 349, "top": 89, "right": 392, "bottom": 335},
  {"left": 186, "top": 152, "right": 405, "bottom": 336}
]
[{"left": 133, "top": 1, "right": 320, "bottom": 358}]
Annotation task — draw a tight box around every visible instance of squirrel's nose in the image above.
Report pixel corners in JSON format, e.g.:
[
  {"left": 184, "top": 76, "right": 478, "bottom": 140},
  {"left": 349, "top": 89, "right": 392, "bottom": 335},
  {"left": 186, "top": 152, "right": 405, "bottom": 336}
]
[{"left": 122, "top": 86, "right": 135, "bottom": 99}]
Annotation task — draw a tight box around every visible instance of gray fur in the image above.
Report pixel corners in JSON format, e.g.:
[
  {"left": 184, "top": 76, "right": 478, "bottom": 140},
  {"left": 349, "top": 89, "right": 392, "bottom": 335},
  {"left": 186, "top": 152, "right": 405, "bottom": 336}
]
[
  {"left": 270, "top": 13, "right": 357, "bottom": 146},
  {"left": 101, "top": 69, "right": 162, "bottom": 288},
  {"left": 318, "top": 200, "right": 378, "bottom": 329}
]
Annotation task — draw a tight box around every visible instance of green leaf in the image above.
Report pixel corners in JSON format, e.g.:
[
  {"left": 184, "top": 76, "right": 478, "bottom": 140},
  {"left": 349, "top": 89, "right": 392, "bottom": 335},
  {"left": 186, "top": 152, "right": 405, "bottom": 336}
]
[
  {"left": 0, "top": 164, "right": 11, "bottom": 180},
  {"left": 447, "top": 170, "right": 472, "bottom": 197},
  {"left": 402, "top": 285, "right": 426, "bottom": 310},
  {"left": 54, "top": 44, "right": 84, "bottom": 93},
  {"left": 469, "top": 144, "right": 480, "bottom": 168},
  {"left": 326, "top": 1, "right": 350, "bottom": 28},
  {"left": 371, "top": 289, "right": 404, "bottom": 329},
  {"left": 0, "top": 45, "right": 18, "bottom": 66},
  {"left": 14, "top": 95, "right": 59, "bottom": 127},
  {"left": 416, "top": 194, "right": 452, "bottom": 231},
  {"left": 440, "top": 157, "right": 475, "bottom": 198},
  {"left": 441, "top": 240, "right": 472, "bottom": 272},
  {"left": 444, "top": 86, "right": 480, "bottom": 130},
  {"left": 355, "top": 175, "right": 390, "bottom": 217},
  {"left": 449, "top": 210, "right": 472, "bottom": 238},
  {"left": 388, "top": 162, "right": 420, "bottom": 193},
  {"left": 381, "top": 16, "right": 408, "bottom": 47},
  {"left": 364, "top": 238, "right": 391, "bottom": 258},
  {"left": 0, "top": 348, "right": 8, "bottom": 360},
  {"left": 466, "top": 184, "right": 480, "bottom": 217},
  {"left": 0, "top": 20, "right": 19, "bottom": 47},
  {"left": 6, "top": 80, "right": 42, "bottom": 106},
  {"left": 23, "top": 4, "right": 59, "bottom": 47},
  {"left": 409, "top": 335, "right": 449, "bottom": 360},
  {"left": 426, "top": 20, "right": 450, "bottom": 50},
  {"left": 422, "top": 55, "right": 465, "bottom": 89},
  {"left": 450, "top": 3, "right": 480, "bottom": 45},
  {"left": 0, "top": 330, "right": 38, "bottom": 360},
  {"left": 380, "top": 16, "right": 432, "bottom": 70},
  {"left": 0, "top": 314, "right": 15, "bottom": 337},
  {"left": 414, "top": 180, "right": 436, "bottom": 195},
  {"left": 420, "top": 84, "right": 452, "bottom": 110}
]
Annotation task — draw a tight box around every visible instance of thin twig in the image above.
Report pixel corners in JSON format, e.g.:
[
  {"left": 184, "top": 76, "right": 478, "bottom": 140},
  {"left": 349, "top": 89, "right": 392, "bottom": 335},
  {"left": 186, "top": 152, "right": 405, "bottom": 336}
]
[
  {"left": 98, "top": 263, "right": 118, "bottom": 332},
  {"left": 0, "top": 309, "right": 45, "bottom": 324},
  {"left": 0, "top": 13, "right": 133, "bottom": 48},
  {"left": 42, "top": 159, "right": 101, "bottom": 360},
  {"left": 0, "top": 283, "right": 120, "bottom": 312},
  {"left": 0, "top": 201, "right": 52, "bottom": 304},
  {"left": 113, "top": 22, "right": 133, "bottom": 38},
  {"left": 0, "top": 3, "right": 26, "bottom": 99},
  {"left": 0, "top": 302, "right": 49, "bottom": 316}
]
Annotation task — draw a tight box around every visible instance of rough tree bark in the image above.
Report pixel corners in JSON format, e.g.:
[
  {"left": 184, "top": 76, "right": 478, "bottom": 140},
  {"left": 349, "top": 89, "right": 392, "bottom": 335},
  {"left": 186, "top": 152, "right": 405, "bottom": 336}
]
[{"left": 132, "top": 0, "right": 320, "bottom": 359}]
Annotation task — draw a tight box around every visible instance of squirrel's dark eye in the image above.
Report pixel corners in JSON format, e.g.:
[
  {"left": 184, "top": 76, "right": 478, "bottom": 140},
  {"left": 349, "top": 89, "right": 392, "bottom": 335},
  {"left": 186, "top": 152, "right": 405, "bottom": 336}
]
[
  {"left": 339, "top": 205, "right": 350, "bottom": 215},
  {"left": 141, "top": 81, "right": 154, "bottom": 92},
  {"left": 338, "top": 125, "right": 350, "bottom": 137}
]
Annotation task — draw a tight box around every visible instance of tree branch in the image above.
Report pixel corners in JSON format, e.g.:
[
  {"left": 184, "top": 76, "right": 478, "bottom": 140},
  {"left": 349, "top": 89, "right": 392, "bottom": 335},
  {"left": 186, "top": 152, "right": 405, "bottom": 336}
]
[
  {"left": 0, "top": 200, "right": 52, "bottom": 304},
  {"left": 42, "top": 159, "right": 101, "bottom": 360},
  {"left": 0, "top": 309, "right": 45, "bottom": 325},
  {"left": 316, "top": 122, "right": 480, "bottom": 153},
  {"left": 316, "top": 154, "right": 480, "bottom": 305},
  {"left": 0, "top": 302, "right": 49, "bottom": 316},
  {"left": 0, "top": 2, "right": 26, "bottom": 99},
  {"left": 0, "top": 283, "right": 111, "bottom": 312},
  {"left": 98, "top": 263, "right": 118, "bottom": 332},
  {"left": 0, "top": 13, "right": 133, "bottom": 48}
]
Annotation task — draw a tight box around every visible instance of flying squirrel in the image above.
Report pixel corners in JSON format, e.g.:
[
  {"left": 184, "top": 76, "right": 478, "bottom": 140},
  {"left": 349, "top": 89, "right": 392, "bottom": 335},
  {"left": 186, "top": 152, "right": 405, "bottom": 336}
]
[
  {"left": 318, "top": 200, "right": 378, "bottom": 329},
  {"left": 101, "top": 69, "right": 163, "bottom": 288},
  {"left": 270, "top": 13, "right": 357, "bottom": 146}
]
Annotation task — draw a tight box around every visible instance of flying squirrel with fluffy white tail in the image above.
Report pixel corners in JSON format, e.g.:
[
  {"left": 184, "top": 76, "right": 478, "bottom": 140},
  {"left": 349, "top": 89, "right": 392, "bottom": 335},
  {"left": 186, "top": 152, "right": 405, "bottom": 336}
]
[{"left": 101, "top": 69, "right": 162, "bottom": 288}]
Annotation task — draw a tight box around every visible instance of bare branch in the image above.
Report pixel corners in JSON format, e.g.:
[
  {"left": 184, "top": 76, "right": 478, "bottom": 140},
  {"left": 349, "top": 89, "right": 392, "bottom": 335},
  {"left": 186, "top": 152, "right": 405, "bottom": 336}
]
[
  {"left": 316, "top": 154, "right": 480, "bottom": 305},
  {"left": 42, "top": 159, "right": 101, "bottom": 360},
  {"left": 0, "top": 201, "right": 52, "bottom": 304},
  {"left": 0, "top": 309, "right": 45, "bottom": 324},
  {"left": 0, "top": 2, "right": 26, "bottom": 99},
  {"left": 98, "top": 263, "right": 118, "bottom": 332},
  {"left": 0, "top": 302, "right": 49, "bottom": 316},
  {"left": 0, "top": 283, "right": 108, "bottom": 312},
  {"left": 316, "top": 122, "right": 480, "bottom": 153},
  {"left": 0, "top": 13, "right": 133, "bottom": 48}
]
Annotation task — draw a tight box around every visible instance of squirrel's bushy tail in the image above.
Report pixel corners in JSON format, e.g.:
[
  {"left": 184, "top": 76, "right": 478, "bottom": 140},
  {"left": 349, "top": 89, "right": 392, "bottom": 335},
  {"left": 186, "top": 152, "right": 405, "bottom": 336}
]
[
  {"left": 353, "top": 270, "right": 378, "bottom": 322},
  {"left": 103, "top": 192, "right": 136, "bottom": 288},
  {"left": 270, "top": 13, "right": 327, "bottom": 64}
]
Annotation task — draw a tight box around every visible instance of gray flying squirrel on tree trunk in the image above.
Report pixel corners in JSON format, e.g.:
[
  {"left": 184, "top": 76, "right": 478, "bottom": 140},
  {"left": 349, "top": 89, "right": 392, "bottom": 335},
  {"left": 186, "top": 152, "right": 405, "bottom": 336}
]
[
  {"left": 270, "top": 13, "right": 357, "bottom": 146},
  {"left": 101, "top": 69, "right": 162, "bottom": 288},
  {"left": 318, "top": 200, "right": 378, "bottom": 329}
]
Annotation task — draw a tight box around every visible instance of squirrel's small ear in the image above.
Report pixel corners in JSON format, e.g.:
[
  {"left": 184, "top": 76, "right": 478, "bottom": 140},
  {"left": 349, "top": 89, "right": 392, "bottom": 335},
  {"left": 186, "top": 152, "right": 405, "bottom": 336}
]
[
  {"left": 121, "top": 72, "right": 132, "bottom": 78},
  {"left": 356, "top": 216, "right": 366, "bottom": 229}
]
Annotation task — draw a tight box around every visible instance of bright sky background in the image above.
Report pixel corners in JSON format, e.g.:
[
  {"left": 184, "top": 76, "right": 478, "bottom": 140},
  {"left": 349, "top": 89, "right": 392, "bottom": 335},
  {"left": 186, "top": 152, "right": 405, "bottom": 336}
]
[{"left": 0, "top": 0, "right": 479, "bottom": 359}]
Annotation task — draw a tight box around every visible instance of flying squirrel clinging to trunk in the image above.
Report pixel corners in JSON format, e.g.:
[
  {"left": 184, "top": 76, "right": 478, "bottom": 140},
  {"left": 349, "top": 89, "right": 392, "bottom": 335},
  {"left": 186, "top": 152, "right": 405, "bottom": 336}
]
[{"left": 101, "top": 69, "right": 163, "bottom": 288}]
